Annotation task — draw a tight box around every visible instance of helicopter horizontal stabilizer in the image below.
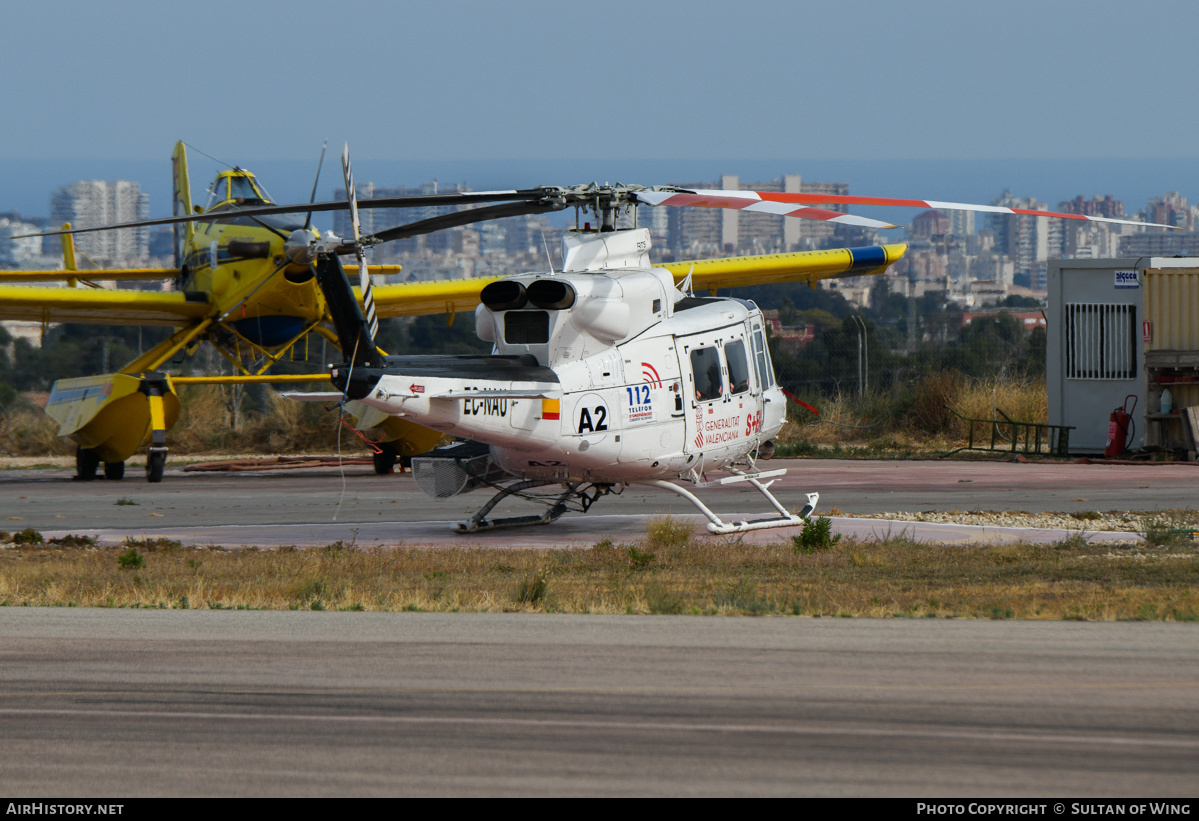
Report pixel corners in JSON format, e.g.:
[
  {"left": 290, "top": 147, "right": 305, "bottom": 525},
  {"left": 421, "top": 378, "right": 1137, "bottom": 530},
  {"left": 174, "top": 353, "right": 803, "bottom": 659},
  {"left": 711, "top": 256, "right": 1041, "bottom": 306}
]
[
  {"left": 281, "top": 392, "right": 344, "bottom": 403},
  {"left": 423, "top": 388, "right": 557, "bottom": 400}
]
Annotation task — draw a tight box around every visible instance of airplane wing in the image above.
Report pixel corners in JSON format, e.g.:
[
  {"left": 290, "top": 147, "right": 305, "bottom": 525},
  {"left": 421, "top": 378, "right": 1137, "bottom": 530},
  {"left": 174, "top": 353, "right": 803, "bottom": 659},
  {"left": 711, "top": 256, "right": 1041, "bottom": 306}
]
[
  {"left": 0, "top": 264, "right": 401, "bottom": 327},
  {"left": 0, "top": 283, "right": 211, "bottom": 325},
  {"left": 367, "top": 277, "right": 502, "bottom": 319},
  {"left": 364, "top": 244, "right": 907, "bottom": 319},
  {"left": 0, "top": 244, "right": 903, "bottom": 326},
  {"left": 659, "top": 243, "right": 907, "bottom": 291},
  {"left": 0, "top": 268, "right": 176, "bottom": 283}
]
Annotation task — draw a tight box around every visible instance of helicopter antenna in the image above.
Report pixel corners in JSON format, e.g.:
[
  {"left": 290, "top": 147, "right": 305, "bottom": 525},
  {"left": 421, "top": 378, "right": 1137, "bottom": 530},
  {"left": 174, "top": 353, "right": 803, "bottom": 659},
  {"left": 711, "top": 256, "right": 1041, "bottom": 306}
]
[
  {"left": 541, "top": 231, "right": 554, "bottom": 274},
  {"left": 679, "top": 264, "right": 695, "bottom": 296}
]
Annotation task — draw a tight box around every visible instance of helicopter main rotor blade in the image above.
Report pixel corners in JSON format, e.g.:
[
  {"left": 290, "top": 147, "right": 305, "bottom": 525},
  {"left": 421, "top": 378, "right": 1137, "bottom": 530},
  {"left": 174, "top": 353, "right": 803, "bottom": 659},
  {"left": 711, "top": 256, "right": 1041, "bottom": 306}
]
[
  {"left": 18, "top": 177, "right": 1181, "bottom": 243},
  {"left": 638, "top": 188, "right": 1176, "bottom": 230},
  {"left": 364, "top": 200, "right": 565, "bottom": 245},
  {"left": 635, "top": 189, "right": 898, "bottom": 229},
  {"left": 17, "top": 190, "right": 552, "bottom": 240}
]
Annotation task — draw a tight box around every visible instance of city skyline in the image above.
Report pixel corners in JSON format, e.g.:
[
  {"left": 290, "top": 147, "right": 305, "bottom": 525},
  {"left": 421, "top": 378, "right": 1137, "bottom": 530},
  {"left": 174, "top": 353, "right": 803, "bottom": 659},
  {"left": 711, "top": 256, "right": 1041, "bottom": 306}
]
[
  {"left": 4, "top": 1, "right": 1198, "bottom": 164},
  {"left": 5, "top": 155, "right": 1199, "bottom": 226}
]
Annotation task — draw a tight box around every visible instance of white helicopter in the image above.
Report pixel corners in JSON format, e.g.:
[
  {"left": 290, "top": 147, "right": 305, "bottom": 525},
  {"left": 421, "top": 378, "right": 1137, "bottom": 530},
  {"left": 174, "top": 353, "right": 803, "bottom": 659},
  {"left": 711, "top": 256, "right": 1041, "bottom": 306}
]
[
  {"left": 322, "top": 224, "right": 832, "bottom": 534},
  {"left": 287, "top": 159, "right": 1162, "bottom": 534}
]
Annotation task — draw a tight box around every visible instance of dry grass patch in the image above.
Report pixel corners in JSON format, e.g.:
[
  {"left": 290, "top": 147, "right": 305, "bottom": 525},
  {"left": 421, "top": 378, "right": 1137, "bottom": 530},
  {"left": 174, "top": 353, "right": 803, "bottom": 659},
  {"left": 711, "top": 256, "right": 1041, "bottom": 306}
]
[
  {"left": 171, "top": 385, "right": 355, "bottom": 455},
  {"left": 1, "top": 525, "right": 1196, "bottom": 619},
  {"left": 0, "top": 405, "right": 71, "bottom": 457},
  {"left": 777, "top": 376, "right": 1049, "bottom": 456}
]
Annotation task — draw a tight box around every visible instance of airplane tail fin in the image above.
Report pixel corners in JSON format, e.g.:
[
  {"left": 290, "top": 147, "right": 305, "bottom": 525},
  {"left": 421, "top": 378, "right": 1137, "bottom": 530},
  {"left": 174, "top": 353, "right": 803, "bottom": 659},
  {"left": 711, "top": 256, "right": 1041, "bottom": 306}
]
[{"left": 171, "top": 141, "right": 195, "bottom": 266}]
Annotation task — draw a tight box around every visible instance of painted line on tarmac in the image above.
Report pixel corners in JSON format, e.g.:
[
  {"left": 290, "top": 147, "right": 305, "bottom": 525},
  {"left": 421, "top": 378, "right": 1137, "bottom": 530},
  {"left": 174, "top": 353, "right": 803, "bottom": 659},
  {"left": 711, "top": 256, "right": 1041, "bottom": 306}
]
[
  {"left": 2, "top": 707, "right": 1194, "bottom": 749},
  {"left": 828, "top": 517, "right": 1141, "bottom": 545},
  {"left": 38, "top": 513, "right": 1144, "bottom": 548}
]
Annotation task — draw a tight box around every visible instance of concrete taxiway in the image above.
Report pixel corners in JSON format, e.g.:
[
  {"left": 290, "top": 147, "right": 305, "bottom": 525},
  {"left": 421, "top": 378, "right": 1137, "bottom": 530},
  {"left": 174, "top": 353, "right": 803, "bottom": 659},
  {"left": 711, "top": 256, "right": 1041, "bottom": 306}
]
[
  {"left": 3, "top": 460, "right": 1196, "bottom": 797},
  {"left": 2, "top": 457, "right": 1195, "bottom": 547},
  {"left": 1, "top": 610, "right": 1195, "bottom": 797}
]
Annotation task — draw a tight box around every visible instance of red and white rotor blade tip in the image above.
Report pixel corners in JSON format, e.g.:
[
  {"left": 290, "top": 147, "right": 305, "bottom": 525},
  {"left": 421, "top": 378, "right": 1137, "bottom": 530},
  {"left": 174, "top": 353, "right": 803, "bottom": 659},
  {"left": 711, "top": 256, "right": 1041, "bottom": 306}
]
[
  {"left": 635, "top": 189, "right": 897, "bottom": 230},
  {"left": 640, "top": 189, "right": 1175, "bottom": 230}
]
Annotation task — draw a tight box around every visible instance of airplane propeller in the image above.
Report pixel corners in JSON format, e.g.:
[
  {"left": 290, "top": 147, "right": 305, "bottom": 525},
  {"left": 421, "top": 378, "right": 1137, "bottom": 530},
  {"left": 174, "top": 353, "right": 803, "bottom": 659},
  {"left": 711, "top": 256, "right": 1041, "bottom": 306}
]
[{"left": 302, "top": 140, "right": 328, "bottom": 232}]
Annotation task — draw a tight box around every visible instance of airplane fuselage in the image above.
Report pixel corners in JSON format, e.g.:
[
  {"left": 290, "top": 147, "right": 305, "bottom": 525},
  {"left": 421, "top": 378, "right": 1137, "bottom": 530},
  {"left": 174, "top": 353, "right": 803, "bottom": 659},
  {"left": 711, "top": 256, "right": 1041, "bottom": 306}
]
[{"left": 177, "top": 174, "right": 327, "bottom": 348}]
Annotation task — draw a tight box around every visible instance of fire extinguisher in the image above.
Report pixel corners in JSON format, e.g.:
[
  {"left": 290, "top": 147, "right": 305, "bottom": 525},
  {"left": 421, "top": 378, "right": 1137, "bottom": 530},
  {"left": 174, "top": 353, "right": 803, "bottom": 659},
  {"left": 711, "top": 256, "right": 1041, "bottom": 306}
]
[{"left": 1105, "top": 394, "right": 1137, "bottom": 458}]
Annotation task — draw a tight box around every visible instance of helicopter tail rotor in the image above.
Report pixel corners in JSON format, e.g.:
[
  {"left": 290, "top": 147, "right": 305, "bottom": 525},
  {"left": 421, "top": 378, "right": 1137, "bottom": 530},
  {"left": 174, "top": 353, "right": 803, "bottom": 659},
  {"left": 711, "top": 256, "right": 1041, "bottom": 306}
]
[{"left": 341, "top": 143, "right": 380, "bottom": 342}]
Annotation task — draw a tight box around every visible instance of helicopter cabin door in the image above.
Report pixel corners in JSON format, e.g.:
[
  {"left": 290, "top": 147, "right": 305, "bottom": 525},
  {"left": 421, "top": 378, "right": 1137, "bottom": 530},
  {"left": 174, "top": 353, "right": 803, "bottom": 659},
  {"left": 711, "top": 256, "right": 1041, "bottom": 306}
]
[{"left": 677, "top": 322, "right": 759, "bottom": 459}]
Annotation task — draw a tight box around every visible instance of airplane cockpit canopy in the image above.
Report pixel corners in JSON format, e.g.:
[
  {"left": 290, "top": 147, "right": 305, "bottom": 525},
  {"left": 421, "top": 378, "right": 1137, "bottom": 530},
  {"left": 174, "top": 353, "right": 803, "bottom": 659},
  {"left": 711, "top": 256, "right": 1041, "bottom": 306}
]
[{"left": 204, "top": 171, "right": 273, "bottom": 210}]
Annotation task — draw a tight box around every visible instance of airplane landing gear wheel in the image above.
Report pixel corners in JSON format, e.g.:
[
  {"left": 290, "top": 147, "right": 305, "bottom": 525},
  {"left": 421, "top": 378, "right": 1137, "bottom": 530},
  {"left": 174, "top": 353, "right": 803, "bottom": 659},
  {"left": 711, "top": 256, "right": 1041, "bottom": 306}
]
[
  {"left": 75, "top": 447, "right": 99, "bottom": 481},
  {"left": 373, "top": 444, "right": 398, "bottom": 475},
  {"left": 103, "top": 461, "right": 125, "bottom": 480},
  {"left": 146, "top": 449, "right": 166, "bottom": 483}
]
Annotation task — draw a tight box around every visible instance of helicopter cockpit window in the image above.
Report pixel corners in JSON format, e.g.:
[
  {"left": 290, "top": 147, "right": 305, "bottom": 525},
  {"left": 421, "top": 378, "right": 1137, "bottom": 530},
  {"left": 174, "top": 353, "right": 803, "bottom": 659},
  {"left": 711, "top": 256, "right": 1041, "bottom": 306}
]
[
  {"left": 725, "top": 339, "right": 751, "bottom": 395},
  {"left": 504, "top": 310, "right": 550, "bottom": 344},
  {"left": 690, "top": 347, "right": 724, "bottom": 402},
  {"left": 752, "top": 326, "right": 775, "bottom": 389}
]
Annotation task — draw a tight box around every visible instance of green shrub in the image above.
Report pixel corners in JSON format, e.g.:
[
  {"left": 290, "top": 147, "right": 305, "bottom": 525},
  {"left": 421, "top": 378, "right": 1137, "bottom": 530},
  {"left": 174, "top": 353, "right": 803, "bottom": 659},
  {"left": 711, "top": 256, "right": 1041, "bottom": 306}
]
[
  {"left": 117, "top": 548, "right": 144, "bottom": 570},
  {"left": 793, "top": 516, "right": 841, "bottom": 554},
  {"left": 13, "top": 528, "right": 43, "bottom": 545}
]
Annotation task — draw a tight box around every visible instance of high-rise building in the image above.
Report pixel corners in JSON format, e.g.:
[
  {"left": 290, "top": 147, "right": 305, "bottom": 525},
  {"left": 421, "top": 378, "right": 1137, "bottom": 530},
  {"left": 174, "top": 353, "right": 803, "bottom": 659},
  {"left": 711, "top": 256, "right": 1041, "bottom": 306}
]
[
  {"left": 986, "top": 190, "right": 1050, "bottom": 288},
  {"left": 1143, "top": 192, "right": 1190, "bottom": 229},
  {"left": 949, "top": 209, "right": 975, "bottom": 237},
  {"left": 911, "top": 210, "right": 951, "bottom": 238},
  {"left": 1060, "top": 195, "right": 1124, "bottom": 220},
  {"left": 50, "top": 181, "right": 149, "bottom": 262},
  {"left": 1119, "top": 231, "right": 1199, "bottom": 257},
  {"left": 0, "top": 216, "right": 44, "bottom": 266}
]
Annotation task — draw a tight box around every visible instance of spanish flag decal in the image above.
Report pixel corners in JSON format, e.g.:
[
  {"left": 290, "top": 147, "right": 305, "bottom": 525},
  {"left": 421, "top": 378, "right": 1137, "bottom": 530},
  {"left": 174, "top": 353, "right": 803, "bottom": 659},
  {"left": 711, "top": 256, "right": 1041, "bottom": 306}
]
[{"left": 541, "top": 398, "right": 560, "bottom": 420}]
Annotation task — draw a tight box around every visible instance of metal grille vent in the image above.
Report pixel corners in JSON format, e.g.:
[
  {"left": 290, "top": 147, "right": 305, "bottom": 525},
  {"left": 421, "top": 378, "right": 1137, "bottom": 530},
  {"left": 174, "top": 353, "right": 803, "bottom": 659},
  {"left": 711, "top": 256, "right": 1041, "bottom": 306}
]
[
  {"left": 1064, "top": 303, "right": 1136, "bottom": 380},
  {"left": 412, "top": 442, "right": 496, "bottom": 498}
]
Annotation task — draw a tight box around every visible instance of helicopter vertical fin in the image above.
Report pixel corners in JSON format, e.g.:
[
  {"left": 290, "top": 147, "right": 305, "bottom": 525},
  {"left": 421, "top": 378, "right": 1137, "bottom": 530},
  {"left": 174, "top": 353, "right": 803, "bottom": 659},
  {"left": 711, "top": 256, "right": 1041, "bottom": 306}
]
[
  {"left": 314, "top": 253, "right": 379, "bottom": 368},
  {"left": 171, "top": 142, "right": 195, "bottom": 267}
]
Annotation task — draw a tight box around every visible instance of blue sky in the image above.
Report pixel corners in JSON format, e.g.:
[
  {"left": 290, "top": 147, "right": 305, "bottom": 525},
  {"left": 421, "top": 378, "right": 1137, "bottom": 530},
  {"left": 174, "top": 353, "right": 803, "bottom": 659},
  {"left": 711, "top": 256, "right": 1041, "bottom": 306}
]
[{"left": 5, "top": 0, "right": 1197, "bottom": 162}]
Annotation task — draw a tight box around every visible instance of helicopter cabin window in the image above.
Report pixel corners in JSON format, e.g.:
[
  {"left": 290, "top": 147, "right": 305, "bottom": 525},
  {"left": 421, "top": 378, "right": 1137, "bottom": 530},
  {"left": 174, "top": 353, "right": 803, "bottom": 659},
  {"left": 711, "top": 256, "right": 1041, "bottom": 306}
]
[
  {"left": 504, "top": 310, "right": 550, "bottom": 344},
  {"left": 690, "top": 347, "right": 724, "bottom": 402},
  {"left": 725, "top": 339, "right": 751, "bottom": 395},
  {"left": 752, "top": 326, "right": 774, "bottom": 389}
]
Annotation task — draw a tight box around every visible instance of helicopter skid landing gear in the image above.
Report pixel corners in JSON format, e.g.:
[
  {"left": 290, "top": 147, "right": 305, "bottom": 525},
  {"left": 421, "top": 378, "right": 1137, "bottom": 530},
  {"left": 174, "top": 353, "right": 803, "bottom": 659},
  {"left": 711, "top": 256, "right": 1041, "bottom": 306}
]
[
  {"left": 641, "top": 477, "right": 818, "bottom": 535},
  {"left": 454, "top": 480, "right": 569, "bottom": 533},
  {"left": 453, "top": 481, "right": 614, "bottom": 533}
]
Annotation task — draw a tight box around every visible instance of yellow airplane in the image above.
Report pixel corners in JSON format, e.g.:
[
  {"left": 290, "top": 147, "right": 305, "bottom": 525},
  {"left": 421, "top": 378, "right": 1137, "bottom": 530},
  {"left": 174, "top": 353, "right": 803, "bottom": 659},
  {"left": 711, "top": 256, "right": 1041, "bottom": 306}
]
[{"left": 0, "top": 143, "right": 907, "bottom": 482}]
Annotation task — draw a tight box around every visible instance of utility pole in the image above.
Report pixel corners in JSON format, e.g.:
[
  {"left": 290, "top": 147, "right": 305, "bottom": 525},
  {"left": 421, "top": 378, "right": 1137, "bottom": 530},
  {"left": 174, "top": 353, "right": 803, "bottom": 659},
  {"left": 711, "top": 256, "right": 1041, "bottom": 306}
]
[{"left": 851, "top": 314, "right": 868, "bottom": 395}]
